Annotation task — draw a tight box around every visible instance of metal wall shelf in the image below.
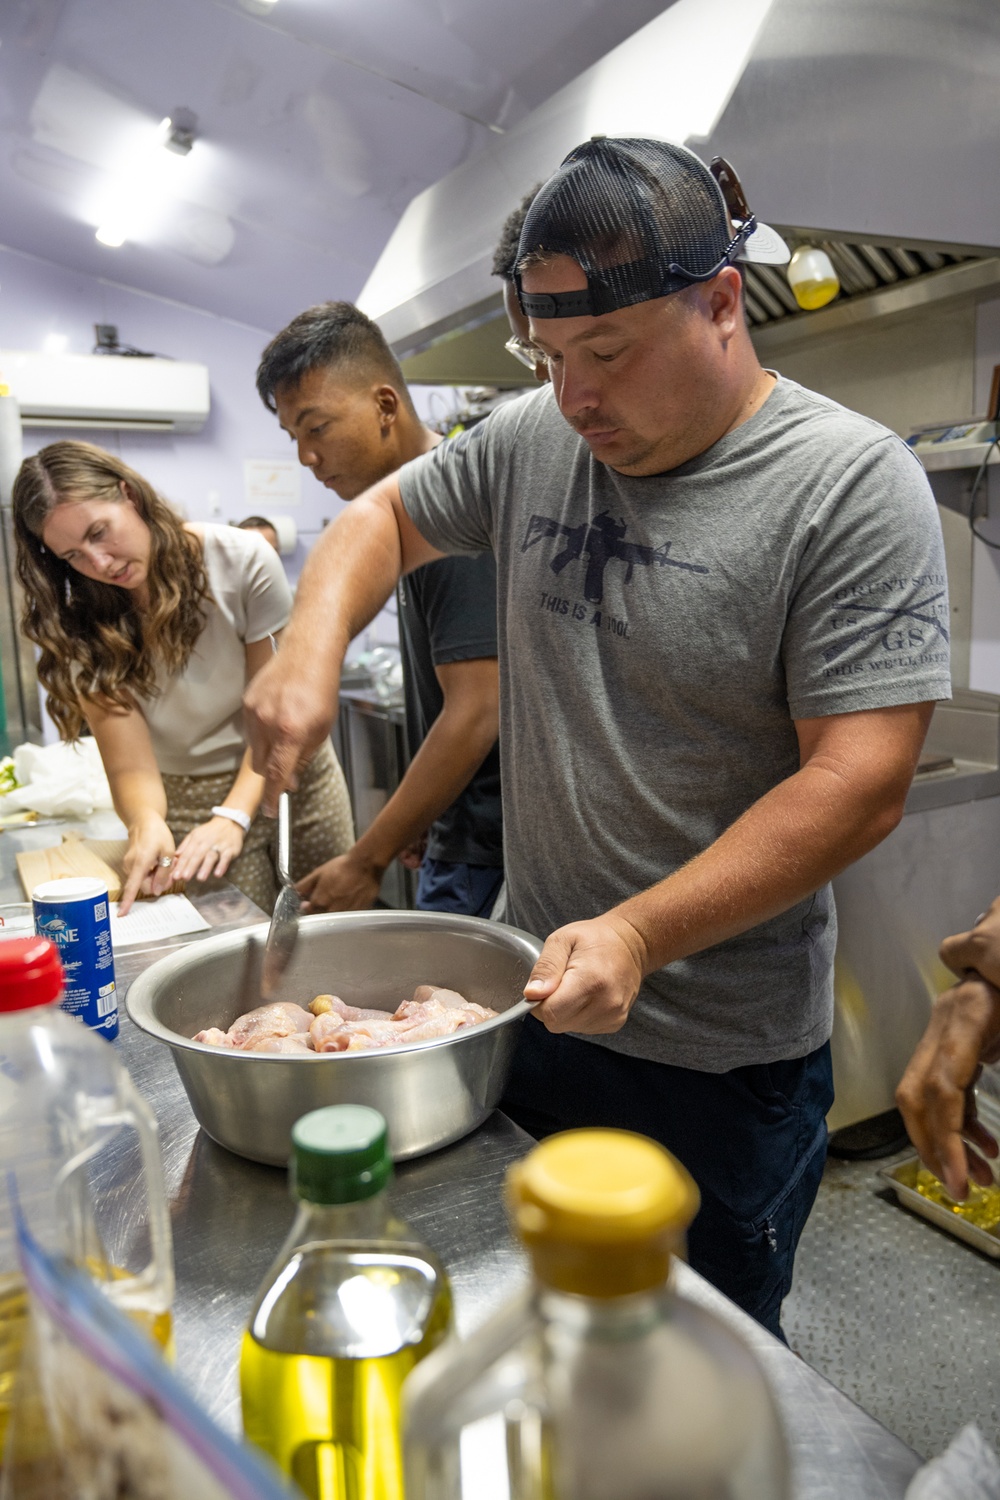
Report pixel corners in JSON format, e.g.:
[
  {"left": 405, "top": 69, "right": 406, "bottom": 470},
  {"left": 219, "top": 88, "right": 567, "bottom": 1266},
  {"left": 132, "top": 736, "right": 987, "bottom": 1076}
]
[{"left": 917, "top": 441, "right": 1000, "bottom": 473}]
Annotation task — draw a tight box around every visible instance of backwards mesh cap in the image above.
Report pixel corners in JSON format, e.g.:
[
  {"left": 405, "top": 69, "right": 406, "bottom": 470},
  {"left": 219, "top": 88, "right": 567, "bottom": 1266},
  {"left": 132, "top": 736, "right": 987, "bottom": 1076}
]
[{"left": 516, "top": 137, "right": 789, "bottom": 320}]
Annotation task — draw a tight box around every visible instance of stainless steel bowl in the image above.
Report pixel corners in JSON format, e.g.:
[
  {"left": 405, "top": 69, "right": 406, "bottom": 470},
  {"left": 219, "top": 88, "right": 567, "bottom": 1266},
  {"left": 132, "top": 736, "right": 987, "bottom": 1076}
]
[{"left": 126, "top": 910, "right": 541, "bottom": 1165}]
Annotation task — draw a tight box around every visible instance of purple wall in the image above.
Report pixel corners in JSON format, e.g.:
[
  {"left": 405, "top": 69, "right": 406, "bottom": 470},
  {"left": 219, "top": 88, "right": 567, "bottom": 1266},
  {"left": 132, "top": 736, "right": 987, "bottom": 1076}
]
[{"left": 0, "top": 241, "right": 415, "bottom": 648}]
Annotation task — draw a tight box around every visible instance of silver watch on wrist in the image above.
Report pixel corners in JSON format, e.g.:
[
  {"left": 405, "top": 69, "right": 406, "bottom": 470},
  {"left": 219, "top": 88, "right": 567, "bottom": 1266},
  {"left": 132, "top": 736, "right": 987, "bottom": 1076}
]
[{"left": 211, "top": 804, "right": 251, "bottom": 835}]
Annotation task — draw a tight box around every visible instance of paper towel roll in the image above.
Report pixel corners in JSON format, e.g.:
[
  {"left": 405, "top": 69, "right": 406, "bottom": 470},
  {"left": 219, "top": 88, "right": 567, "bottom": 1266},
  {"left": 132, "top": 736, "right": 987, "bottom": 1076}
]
[
  {"left": 266, "top": 514, "right": 297, "bottom": 556},
  {"left": 0, "top": 392, "right": 23, "bottom": 505}
]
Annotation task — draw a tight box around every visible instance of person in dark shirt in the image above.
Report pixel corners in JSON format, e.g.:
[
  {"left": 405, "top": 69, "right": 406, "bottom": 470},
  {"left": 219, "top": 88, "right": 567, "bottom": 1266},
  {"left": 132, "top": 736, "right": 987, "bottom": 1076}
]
[
  {"left": 492, "top": 186, "right": 550, "bottom": 384},
  {"left": 255, "top": 301, "right": 503, "bottom": 916}
]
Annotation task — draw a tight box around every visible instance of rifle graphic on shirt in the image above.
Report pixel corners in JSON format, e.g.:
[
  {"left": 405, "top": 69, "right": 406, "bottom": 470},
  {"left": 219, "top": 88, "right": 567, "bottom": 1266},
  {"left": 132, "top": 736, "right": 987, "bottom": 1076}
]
[{"left": 522, "top": 509, "right": 709, "bottom": 605}]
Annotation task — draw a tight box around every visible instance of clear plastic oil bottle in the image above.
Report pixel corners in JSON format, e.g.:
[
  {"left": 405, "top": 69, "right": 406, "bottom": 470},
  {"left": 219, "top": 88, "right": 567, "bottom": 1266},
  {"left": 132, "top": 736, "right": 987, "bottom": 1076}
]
[
  {"left": 0, "top": 937, "right": 174, "bottom": 1469},
  {"left": 240, "top": 1104, "right": 452, "bottom": 1500},
  {"left": 404, "top": 1129, "right": 791, "bottom": 1500}
]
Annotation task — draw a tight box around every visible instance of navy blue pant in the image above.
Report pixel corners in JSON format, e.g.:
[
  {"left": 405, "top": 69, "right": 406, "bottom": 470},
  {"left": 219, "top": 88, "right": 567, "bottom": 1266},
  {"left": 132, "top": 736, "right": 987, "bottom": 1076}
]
[
  {"left": 416, "top": 858, "right": 505, "bottom": 919},
  {"left": 500, "top": 1023, "right": 833, "bottom": 1339}
]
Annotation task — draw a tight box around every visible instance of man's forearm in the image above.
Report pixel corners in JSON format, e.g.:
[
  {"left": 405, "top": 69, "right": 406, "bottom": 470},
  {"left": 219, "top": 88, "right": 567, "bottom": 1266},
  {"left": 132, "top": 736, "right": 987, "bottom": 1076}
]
[
  {"left": 612, "top": 760, "right": 903, "bottom": 975},
  {"left": 351, "top": 707, "right": 498, "bottom": 874},
  {"left": 244, "top": 473, "right": 446, "bottom": 807},
  {"left": 283, "top": 485, "right": 405, "bottom": 663}
]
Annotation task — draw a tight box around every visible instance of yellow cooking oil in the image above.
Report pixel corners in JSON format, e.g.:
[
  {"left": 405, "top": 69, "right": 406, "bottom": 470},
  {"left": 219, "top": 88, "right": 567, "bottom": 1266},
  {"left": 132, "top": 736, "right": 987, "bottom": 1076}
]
[
  {"left": 88, "top": 1258, "right": 174, "bottom": 1359},
  {"left": 241, "top": 1248, "right": 452, "bottom": 1500},
  {"left": 791, "top": 276, "right": 840, "bottom": 311},
  {"left": 0, "top": 1275, "right": 30, "bottom": 1459},
  {"left": 915, "top": 1168, "right": 1000, "bottom": 1230},
  {"left": 1, "top": 1259, "right": 172, "bottom": 1463}
]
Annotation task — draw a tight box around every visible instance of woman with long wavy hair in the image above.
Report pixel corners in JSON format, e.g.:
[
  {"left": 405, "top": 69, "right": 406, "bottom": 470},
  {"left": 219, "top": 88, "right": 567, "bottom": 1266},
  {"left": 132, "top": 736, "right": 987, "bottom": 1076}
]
[{"left": 13, "top": 441, "right": 354, "bottom": 914}]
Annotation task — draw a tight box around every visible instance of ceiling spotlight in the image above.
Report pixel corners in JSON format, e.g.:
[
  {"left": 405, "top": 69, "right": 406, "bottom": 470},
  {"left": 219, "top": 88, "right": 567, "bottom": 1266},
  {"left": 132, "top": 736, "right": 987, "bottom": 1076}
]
[
  {"left": 163, "top": 108, "right": 197, "bottom": 156},
  {"left": 95, "top": 224, "right": 126, "bottom": 247}
]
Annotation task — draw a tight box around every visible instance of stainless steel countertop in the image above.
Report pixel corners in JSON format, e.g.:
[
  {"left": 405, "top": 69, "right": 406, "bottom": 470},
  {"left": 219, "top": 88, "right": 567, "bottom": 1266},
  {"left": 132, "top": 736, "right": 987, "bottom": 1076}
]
[{"left": 1, "top": 815, "right": 923, "bottom": 1498}]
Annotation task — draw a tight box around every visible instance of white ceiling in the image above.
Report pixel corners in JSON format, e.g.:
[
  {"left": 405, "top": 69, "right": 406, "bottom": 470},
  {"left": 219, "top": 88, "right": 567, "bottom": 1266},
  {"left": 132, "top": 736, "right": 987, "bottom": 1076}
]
[{"left": 0, "top": 0, "right": 671, "bottom": 332}]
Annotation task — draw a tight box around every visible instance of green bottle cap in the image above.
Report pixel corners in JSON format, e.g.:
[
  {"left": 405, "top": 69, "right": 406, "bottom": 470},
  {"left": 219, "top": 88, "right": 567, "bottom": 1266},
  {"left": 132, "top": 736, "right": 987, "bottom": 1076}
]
[{"left": 290, "top": 1104, "right": 393, "bottom": 1204}]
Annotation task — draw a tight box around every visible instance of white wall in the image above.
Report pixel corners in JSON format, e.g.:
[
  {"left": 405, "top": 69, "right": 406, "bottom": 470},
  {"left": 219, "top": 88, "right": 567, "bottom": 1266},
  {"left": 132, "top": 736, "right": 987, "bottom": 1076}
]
[{"left": 0, "top": 241, "right": 402, "bottom": 648}]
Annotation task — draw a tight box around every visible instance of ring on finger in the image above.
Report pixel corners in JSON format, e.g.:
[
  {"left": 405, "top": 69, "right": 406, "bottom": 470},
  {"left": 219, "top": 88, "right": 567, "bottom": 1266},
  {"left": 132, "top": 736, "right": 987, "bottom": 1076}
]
[
  {"left": 209, "top": 844, "right": 222, "bottom": 855},
  {"left": 157, "top": 855, "right": 174, "bottom": 868}
]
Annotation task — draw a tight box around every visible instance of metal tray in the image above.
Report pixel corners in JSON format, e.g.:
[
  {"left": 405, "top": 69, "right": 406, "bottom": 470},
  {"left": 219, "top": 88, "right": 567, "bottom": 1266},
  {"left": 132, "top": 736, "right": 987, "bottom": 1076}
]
[
  {"left": 879, "top": 1156, "right": 1000, "bottom": 1259},
  {"left": 879, "top": 1087, "right": 1000, "bottom": 1256}
]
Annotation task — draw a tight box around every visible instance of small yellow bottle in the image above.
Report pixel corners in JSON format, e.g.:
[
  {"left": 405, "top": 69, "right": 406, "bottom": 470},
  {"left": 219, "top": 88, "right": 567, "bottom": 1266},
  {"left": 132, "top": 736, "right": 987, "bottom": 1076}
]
[
  {"left": 404, "top": 1129, "right": 790, "bottom": 1500},
  {"left": 240, "top": 1105, "right": 452, "bottom": 1500},
  {"left": 787, "top": 246, "right": 840, "bottom": 310}
]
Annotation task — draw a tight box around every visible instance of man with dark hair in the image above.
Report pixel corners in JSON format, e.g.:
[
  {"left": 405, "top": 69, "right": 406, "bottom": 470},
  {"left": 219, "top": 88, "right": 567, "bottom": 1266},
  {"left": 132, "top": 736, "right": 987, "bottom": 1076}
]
[
  {"left": 492, "top": 187, "right": 548, "bottom": 383},
  {"left": 254, "top": 301, "right": 503, "bottom": 917},
  {"left": 237, "top": 515, "right": 280, "bottom": 553},
  {"left": 246, "top": 145, "right": 948, "bottom": 1336}
]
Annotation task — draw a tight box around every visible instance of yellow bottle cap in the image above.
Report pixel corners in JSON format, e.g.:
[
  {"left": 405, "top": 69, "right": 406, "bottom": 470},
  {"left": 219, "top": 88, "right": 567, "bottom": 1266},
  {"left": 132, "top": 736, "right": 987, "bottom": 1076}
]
[
  {"left": 506, "top": 1129, "right": 700, "bottom": 1298},
  {"left": 0, "top": 384, "right": 9, "bottom": 398}
]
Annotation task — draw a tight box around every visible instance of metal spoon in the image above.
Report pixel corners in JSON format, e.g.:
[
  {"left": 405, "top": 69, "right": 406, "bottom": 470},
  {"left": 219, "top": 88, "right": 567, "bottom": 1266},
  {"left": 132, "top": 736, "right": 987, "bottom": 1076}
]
[
  {"left": 260, "top": 634, "right": 301, "bottom": 999},
  {"left": 260, "top": 785, "right": 301, "bottom": 1000}
]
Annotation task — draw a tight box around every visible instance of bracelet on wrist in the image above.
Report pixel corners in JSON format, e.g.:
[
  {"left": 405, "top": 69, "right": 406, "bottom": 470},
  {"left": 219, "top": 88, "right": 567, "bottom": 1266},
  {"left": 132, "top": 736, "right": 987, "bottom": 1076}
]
[{"left": 211, "top": 804, "right": 251, "bottom": 835}]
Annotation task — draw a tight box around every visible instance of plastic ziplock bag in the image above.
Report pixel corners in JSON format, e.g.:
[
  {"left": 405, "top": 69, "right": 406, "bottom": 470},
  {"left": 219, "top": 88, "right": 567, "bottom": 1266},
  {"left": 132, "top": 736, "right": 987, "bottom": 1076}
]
[
  {"left": 0, "top": 1210, "right": 299, "bottom": 1500},
  {"left": 906, "top": 1424, "right": 1000, "bottom": 1500}
]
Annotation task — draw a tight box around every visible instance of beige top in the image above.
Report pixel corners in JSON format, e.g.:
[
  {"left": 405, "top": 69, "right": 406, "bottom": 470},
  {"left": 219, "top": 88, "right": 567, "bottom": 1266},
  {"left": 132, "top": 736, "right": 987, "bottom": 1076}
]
[{"left": 141, "top": 525, "right": 291, "bottom": 777}]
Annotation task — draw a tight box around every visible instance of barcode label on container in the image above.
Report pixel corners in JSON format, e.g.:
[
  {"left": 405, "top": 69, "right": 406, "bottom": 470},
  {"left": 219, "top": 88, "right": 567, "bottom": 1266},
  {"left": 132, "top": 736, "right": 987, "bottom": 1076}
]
[
  {"left": 97, "top": 984, "right": 117, "bottom": 1017},
  {"left": 94, "top": 902, "right": 107, "bottom": 921}
]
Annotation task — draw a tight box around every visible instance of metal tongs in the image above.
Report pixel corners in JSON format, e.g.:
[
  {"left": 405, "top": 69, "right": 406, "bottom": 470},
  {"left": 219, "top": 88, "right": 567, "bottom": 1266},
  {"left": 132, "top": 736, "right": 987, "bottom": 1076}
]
[{"left": 260, "top": 636, "right": 302, "bottom": 999}]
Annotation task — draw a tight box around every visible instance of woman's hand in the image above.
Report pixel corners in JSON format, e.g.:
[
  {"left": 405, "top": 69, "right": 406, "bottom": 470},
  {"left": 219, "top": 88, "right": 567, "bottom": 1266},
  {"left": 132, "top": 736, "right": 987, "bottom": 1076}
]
[
  {"left": 172, "top": 817, "right": 245, "bottom": 886},
  {"left": 120, "top": 812, "right": 177, "bottom": 915}
]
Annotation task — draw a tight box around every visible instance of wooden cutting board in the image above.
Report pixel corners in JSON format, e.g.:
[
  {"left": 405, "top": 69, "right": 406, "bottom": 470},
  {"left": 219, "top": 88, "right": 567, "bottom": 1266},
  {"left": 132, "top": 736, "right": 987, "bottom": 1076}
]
[
  {"left": 17, "top": 838, "right": 124, "bottom": 900},
  {"left": 16, "top": 836, "right": 184, "bottom": 901}
]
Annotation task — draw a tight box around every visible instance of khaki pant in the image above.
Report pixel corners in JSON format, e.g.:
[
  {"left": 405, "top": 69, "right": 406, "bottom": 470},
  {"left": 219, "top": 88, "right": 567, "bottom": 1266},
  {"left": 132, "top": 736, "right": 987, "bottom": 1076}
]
[{"left": 161, "top": 739, "right": 354, "bottom": 914}]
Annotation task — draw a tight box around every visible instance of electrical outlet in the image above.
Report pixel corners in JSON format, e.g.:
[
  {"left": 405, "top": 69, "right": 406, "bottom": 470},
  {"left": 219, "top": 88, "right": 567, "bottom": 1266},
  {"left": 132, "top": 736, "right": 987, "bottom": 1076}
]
[{"left": 207, "top": 489, "right": 223, "bottom": 518}]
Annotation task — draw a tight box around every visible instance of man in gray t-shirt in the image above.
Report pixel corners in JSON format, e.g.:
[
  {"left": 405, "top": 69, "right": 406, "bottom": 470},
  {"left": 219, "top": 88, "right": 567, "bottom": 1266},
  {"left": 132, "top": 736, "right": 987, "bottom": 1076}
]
[{"left": 245, "top": 140, "right": 948, "bottom": 1337}]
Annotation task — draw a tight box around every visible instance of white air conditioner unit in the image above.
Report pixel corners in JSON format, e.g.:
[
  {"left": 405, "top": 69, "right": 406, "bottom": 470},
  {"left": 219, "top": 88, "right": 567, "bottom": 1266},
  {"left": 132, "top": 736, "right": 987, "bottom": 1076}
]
[{"left": 0, "top": 350, "right": 210, "bottom": 434}]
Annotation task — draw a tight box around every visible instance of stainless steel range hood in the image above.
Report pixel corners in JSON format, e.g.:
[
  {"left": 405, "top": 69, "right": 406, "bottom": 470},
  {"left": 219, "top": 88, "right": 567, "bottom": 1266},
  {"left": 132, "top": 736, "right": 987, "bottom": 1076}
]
[
  {"left": 359, "top": 0, "right": 1000, "bottom": 364},
  {"left": 357, "top": 0, "right": 778, "bottom": 357}
]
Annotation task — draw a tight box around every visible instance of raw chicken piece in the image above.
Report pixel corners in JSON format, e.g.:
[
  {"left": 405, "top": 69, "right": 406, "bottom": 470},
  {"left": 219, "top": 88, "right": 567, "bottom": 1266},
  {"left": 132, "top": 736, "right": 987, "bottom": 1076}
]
[
  {"left": 411, "top": 985, "right": 469, "bottom": 1009},
  {"left": 395, "top": 1012, "right": 475, "bottom": 1042},
  {"left": 195, "top": 985, "right": 498, "bottom": 1054},
  {"left": 226, "top": 1002, "right": 313, "bottom": 1050},
  {"left": 247, "top": 1034, "right": 315, "bottom": 1055},
  {"left": 193, "top": 1026, "right": 234, "bottom": 1047},
  {"left": 309, "top": 1011, "right": 350, "bottom": 1051},
  {"left": 310, "top": 994, "right": 391, "bottom": 1022},
  {"left": 311, "top": 1012, "right": 407, "bottom": 1052},
  {"left": 394, "top": 993, "right": 497, "bottom": 1029}
]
